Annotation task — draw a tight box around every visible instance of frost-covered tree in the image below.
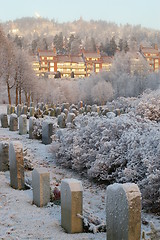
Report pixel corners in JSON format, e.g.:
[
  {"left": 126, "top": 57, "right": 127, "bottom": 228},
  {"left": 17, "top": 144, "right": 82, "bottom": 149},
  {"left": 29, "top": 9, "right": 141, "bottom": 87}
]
[
  {"left": 14, "top": 49, "right": 38, "bottom": 105},
  {"left": 108, "top": 51, "right": 150, "bottom": 97},
  {"left": 0, "top": 26, "right": 16, "bottom": 104}
]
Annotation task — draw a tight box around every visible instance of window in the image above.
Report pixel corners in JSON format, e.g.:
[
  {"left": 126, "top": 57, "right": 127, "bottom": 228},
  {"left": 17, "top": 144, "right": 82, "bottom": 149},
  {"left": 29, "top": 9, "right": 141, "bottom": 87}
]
[
  {"left": 47, "top": 57, "right": 53, "bottom": 60},
  {"left": 50, "top": 67, "right": 54, "bottom": 72}
]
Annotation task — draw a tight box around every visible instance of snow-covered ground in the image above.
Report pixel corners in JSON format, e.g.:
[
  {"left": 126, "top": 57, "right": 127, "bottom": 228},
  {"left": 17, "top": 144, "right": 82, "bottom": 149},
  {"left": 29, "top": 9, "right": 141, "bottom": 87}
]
[{"left": 0, "top": 104, "right": 160, "bottom": 239}]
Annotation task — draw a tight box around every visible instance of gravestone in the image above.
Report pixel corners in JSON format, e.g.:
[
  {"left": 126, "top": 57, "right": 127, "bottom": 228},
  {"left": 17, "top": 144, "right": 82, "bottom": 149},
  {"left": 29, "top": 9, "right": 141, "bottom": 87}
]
[
  {"left": 11, "top": 105, "right": 15, "bottom": 114},
  {"left": 63, "top": 108, "right": 68, "bottom": 117},
  {"left": 50, "top": 108, "right": 56, "bottom": 117},
  {"left": 57, "top": 113, "right": 66, "bottom": 128},
  {"left": 17, "top": 104, "right": 22, "bottom": 117},
  {"left": 61, "top": 103, "right": 70, "bottom": 111},
  {"left": 70, "top": 108, "right": 78, "bottom": 116},
  {"left": 29, "top": 117, "right": 36, "bottom": 139},
  {"left": 0, "top": 141, "right": 9, "bottom": 171},
  {"left": 91, "top": 105, "right": 97, "bottom": 112},
  {"left": 9, "top": 141, "right": 25, "bottom": 190},
  {"left": 79, "top": 107, "right": 85, "bottom": 114},
  {"left": 86, "top": 105, "right": 91, "bottom": 113},
  {"left": 56, "top": 107, "right": 61, "bottom": 117},
  {"left": 61, "top": 179, "right": 83, "bottom": 233},
  {"left": 9, "top": 114, "right": 18, "bottom": 131},
  {"left": 30, "top": 102, "right": 34, "bottom": 108},
  {"left": 0, "top": 113, "right": 8, "bottom": 128},
  {"left": 7, "top": 104, "right": 11, "bottom": 115},
  {"left": 42, "top": 121, "right": 53, "bottom": 145},
  {"left": 66, "top": 113, "right": 76, "bottom": 124},
  {"left": 21, "top": 106, "right": 28, "bottom": 115},
  {"left": 30, "top": 107, "right": 35, "bottom": 117},
  {"left": 19, "top": 114, "right": 27, "bottom": 135},
  {"left": 32, "top": 168, "right": 50, "bottom": 207},
  {"left": 106, "top": 183, "right": 141, "bottom": 240}
]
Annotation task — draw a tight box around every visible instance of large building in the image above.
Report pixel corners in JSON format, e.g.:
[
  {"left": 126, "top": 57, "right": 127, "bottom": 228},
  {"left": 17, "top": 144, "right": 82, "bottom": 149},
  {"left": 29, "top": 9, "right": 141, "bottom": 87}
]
[
  {"left": 32, "top": 44, "right": 160, "bottom": 78},
  {"left": 140, "top": 45, "right": 160, "bottom": 72},
  {"left": 33, "top": 49, "right": 113, "bottom": 78}
]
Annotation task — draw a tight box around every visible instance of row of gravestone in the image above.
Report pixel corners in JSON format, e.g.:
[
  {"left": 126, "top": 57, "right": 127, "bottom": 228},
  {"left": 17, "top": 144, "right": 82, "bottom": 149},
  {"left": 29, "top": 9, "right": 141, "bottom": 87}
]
[
  {"left": 0, "top": 113, "right": 53, "bottom": 145},
  {"left": 0, "top": 140, "right": 141, "bottom": 239},
  {"left": 7, "top": 102, "right": 125, "bottom": 123}
]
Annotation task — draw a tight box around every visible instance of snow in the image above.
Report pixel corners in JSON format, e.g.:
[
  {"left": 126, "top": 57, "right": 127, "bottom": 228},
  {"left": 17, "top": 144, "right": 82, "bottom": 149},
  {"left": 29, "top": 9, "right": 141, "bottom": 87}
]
[{"left": 0, "top": 103, "right": 160, "bottom": 239}]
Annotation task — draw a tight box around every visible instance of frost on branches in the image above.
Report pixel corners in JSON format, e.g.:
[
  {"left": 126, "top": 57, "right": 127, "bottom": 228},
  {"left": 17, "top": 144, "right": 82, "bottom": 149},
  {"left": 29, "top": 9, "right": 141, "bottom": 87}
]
[{"left": 52, "top": 90, "right": 160, "bottom": 213}]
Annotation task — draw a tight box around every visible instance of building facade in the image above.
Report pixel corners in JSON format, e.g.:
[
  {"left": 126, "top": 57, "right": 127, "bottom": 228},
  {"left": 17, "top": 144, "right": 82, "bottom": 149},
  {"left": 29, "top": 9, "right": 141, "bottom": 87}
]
[
  {"left": 32, "top": 44, "right": 160, "bottom": 78},
  {"left": 140, "top": 45, "right": 160, "bottom": 72}
]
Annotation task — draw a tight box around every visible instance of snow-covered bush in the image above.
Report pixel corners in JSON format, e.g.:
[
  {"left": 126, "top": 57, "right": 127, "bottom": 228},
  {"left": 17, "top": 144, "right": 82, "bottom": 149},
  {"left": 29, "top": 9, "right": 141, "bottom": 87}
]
[
  {"left": 136, "top": 89, "right": 160, "bottom": 122},
  {"left": 52, "top": 112, "right": 160, "bottom": 213},
  {"left": 32, "top": 116, "right": 58, "bottom": 139}
]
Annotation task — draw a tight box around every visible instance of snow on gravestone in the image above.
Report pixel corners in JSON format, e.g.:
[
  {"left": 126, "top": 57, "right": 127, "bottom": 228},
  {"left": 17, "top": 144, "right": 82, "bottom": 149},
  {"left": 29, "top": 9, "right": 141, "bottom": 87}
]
[
  {"left": 106, "top": 183, "right": 141, "bottom": 240},
  {"left": 0, "top": 141, "right": 9, "bottom": 171},
  {"left": 61, "top": 179, "right": 83, "bottom": 233},
  {"left": 9, "top": 141, "right": 25, "bottom": 190},
  {"left": 29, "top": 117, "right": 36, "bottom": 139},
  {"left": 9, "top": 114, "right": 18, "bottom": 131},
  {"left": 0, "top": 113, "right": 8, "bottom": 128},
  {"left": 19, "top": 114, "right": 27, "bottom": 135},
  {"left": 32, "top": 168, "right": 50, "bottom": 207},
  {"left": 42, "top": 121, "right": 53, "bottom": 145}
]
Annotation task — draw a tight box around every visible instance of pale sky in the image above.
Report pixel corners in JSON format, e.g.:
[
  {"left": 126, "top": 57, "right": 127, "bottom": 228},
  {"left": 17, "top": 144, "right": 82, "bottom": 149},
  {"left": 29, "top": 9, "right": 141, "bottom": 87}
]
[{"left": 0, "top": 0, "right": 160, "bottom": 30}]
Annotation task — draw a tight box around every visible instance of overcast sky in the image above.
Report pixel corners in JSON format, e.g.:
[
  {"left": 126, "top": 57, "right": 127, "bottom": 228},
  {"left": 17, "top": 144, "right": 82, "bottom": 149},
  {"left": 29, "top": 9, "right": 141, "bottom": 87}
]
[{"left": 0, "top": 0, "right": 160, "bottom": 30}]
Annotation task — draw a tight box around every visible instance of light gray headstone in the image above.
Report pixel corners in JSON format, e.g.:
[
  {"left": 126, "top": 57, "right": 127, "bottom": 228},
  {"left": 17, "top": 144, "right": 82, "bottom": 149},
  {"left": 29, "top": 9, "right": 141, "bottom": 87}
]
[
  {"left": 42, "top": 121, "right": 53, "bottom": 145},
  {"left": 0, "top": 114, "right": 8, "bottom": 128},
  {"left": 63, "top": 108, "right": 68, "bottom": 116},
  {"left": 66, "top": 113, "right": 76, "bottom": 124},
  {"left": 32, "top": 168, "right": 50, "bottom": 207},
  {"left": 9, "top": 141, "right": 25, "bottom": 190},
  {"left": 0, "top": 141, "right": 9, "bottom": 171},
  {"left": 7, "top": 104, "right": 11, "bottom": 115},
  {"left": 61, "top": 178, "right": 83, "bottom": 233},
  {"left": 57, "top": 113, "right": 66, "bottom": 128},
  {"left": 106, "top": 183, "right": 141, "bottom": 240},
  {"left": 17, "top": 104, "right": 22, "bottom": 117},
  {"left": 86, "top": 105, "right": 91, "bottom": 113},
  {"left": 19, "top": 114, "right": 27, "bottom": 135},
  {"left": 29, "top": 117, "right": 36, "bottom": 139},
  {"left": 9, "top": 114, "right": 18, "bottom": 131}
]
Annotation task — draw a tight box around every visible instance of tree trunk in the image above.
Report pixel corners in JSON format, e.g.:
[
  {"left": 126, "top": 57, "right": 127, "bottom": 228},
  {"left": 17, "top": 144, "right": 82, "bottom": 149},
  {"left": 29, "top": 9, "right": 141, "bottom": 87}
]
[
  {"left": 19, "top": 87, "right": 21, "bottom": 104},
  {"left": 15, "top": 85, "right": 18, "bottom": 106},
  {"left": 7, "top": 83, "right": 11, "bottom": 105}
]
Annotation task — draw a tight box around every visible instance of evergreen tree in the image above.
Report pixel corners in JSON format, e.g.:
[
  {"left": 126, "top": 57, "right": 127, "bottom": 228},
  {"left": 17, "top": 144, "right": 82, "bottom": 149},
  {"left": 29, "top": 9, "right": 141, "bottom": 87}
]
[
  {"left": 123, "top": 40, "right": 129, "bottom": 53},
  {"left": 118, "top": 38, "right": 123, "bottom": 51}
]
